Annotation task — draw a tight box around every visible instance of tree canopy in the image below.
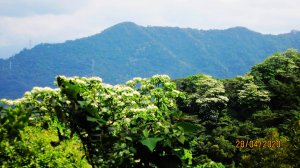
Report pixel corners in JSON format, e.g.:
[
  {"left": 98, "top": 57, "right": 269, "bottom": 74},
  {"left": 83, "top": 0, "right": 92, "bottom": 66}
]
[{"left": 1, "top": 49, "right": 299, "bottom": 167}]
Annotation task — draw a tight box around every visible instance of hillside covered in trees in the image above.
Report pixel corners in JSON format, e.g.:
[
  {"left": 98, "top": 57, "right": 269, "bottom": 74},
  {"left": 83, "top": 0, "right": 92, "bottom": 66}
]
[
  {"left": 1, "top": 22, "right": 300, "bottom": 99},
  {"left": 1, "top": 49, "right": 299, "bottom": 167}
]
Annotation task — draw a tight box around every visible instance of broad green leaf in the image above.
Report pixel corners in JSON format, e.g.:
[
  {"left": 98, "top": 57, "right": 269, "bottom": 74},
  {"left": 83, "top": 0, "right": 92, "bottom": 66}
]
[
  {"left": 178, "top": 135, "right": 186, "bottom": 144},
  {"left": 140, "top": 137, "right": 163, "bottom": 152}
]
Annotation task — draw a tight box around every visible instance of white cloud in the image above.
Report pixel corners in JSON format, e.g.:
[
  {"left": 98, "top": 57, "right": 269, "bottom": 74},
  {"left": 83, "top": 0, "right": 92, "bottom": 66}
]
[{"left": 1, "top": 0, "right": 300, "bottom": 58}]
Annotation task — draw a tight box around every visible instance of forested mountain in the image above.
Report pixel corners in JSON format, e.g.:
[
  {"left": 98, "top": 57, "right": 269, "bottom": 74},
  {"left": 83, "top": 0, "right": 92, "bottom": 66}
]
[{"left": 1, "top": 22, "right": 300, "bottom": 99}]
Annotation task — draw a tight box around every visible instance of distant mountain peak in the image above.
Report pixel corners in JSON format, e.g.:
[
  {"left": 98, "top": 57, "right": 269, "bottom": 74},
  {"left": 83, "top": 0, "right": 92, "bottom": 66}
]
[
  {"left": 115, "top": 21, "right": 138, "bottom": 26},
  {"left": 226, "top": 26, "right": 253, "bottom": 32},
  {"left": 101, "top": 21, "right": 141, "bottom": 35},
  {"left": 106, "top": 21, "right": 139, "bottom": 30}
]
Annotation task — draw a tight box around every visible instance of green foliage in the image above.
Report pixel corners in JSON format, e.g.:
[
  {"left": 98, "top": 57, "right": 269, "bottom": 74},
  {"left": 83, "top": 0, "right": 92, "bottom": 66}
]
[
  {"left": 55, "top": 75, "right": 192, "bottom": 167},
  {"left": 195, "top": 161, "right": 225, "bottom": 168},
  {"left": 0, "top": 87, "right": 90, "bottom": 167},
  {"left": 0, "top": 126, "right": 90, "bottom": 168},
  {"left": 223, "top": 75, "right": 270, "bottom": 120},
  {"left": 1, "top": 49, "right": 300, "bottom": 167},
  {"left": 175, "top": 50, "right": 300, "bottom": 167},
  {"left": 0, "top": 126, "right": 90, "bottom": 167},
  {"left": 250, "top": 49, "right": 300, "bottom": 111},
  {"left": 175, "top": 74, "right": 228, "bottom": 126},
  {"left": 238, "top": 128, "right": 292, "bottom": 168},
  {"left": 0, "top": 106, "right": 29, "bottom": 140}
]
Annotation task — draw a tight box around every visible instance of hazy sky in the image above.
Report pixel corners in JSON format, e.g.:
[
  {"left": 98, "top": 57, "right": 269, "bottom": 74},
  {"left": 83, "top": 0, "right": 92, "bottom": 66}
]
[{"left": 1, "top": 0, "right": 300, "bottom": 58}]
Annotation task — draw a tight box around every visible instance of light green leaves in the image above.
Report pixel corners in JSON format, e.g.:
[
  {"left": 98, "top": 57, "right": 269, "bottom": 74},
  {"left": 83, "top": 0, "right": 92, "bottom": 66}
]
[{"left": 143, "top": 129, "right": 149, "bottom": 138}]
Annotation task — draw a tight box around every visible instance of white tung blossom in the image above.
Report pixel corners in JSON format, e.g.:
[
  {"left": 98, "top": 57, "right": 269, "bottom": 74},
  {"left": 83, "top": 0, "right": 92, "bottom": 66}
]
[
  {"left": 132, "top": 77, "right": 142, "bottom": 81},
  {"left": 152, "top": 74, "right": 170, "bottom": 81},
  {"left": 24, "top": 91, "right": 32, "bottom": 97},
  {"left": 117, "top": 101, "right": 125, "bottom": 106},
  {"left": 131, "top": 108, "right": 146, "bottom": 113},
  {"left": 89, "top": 76, "right": 102, "bottom": 82},
  {"left": 0, "top": 99, "right": 14, "bottom": 106},
  {"left": 74, "top": 79, "right": 87, "bottom": 85},
  {"left": 122, "top": 92, "right": 134, "bottom": 97},
  {"left": 146, "top": 105, "right": 158, "bottom": 111},
  {"left": 124, "top": 118, "right": 131, "bottom": 123},
  {"left": 126, "top": 80, "right": 135, "bottom": 86},
  {"left": 102, "top": 83, "right": 113, "bottom": 88}
]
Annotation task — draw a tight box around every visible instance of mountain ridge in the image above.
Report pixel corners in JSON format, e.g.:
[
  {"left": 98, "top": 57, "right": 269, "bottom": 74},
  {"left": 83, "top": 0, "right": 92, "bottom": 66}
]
[
  {"left": 1, "top": 23, "right": 296, "bottom": 60},
  {"left": 1, "top": 22, "right": 300, "bottom": 99}
]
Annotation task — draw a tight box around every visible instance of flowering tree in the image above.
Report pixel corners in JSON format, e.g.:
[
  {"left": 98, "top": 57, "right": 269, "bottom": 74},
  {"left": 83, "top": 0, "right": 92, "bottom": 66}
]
[
  {"left": 175, "top": 74, "right": 228, "bottom": 126},
  {"left": 55, "top": 75, "right": 195, "bottom": 167},
  {"left": 1, "top": 75, "right": 196, "bottom": 167}
]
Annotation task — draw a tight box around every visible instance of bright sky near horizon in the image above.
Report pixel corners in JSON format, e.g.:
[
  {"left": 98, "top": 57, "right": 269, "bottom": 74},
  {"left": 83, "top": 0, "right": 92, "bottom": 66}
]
[{"left": 1, "top": 0, "right": 300, "bottom": 58}]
